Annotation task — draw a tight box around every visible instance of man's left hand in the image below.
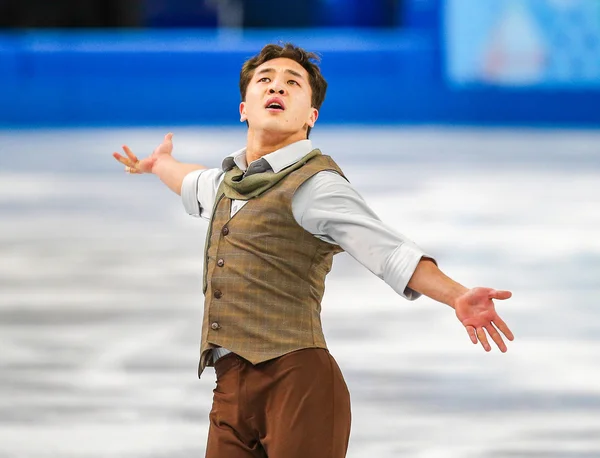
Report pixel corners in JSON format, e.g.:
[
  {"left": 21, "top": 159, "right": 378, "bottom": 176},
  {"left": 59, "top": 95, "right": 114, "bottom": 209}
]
[{"left": 454, "top": 287, "right": 514, "bottom": 352}]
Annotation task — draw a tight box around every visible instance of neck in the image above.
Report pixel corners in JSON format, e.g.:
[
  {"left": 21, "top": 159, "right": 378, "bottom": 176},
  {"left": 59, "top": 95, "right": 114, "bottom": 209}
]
[{"left": 245, "top": 129, "right": 307, "bottom": 164}]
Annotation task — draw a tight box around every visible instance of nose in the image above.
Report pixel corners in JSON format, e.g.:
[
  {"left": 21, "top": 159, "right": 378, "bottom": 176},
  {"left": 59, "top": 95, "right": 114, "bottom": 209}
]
[{"left": 268, "top": 78, "right": 286, "bottom": 95}]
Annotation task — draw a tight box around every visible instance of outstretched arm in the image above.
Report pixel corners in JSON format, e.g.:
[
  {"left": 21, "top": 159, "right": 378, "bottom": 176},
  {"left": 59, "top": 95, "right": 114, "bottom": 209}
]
[
  {"left": 408, "top": 258, "right": 514, "bottom": 352},
  {"left": 112, "top": 133, "right": 207, "bottom": 195},
  {"left": 293, "top": 171, "right": 514, "bottom": 353}
]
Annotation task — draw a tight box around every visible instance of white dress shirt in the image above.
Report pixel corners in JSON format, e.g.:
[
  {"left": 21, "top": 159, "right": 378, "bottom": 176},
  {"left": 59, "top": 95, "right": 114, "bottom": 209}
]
[{"left": 181, "top": 139, "right": 433, "bottom": 301}]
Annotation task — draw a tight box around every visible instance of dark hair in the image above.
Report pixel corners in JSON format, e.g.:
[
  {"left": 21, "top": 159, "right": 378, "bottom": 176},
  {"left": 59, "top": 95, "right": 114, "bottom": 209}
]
[{"left": 239, "top": 43, "right": 327, "bottom": 138}]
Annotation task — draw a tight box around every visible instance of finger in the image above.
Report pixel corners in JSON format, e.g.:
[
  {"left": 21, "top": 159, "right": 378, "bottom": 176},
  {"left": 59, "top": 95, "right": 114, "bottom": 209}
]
[
  {"left": 493, "top": 316, "right": 514, "bottom": 341},
  {"left": 476, "top": 328, "right": 491, "bottom": 352},
  {"left": 488, "top": 289, "right": 512, "bottom": 300},
  {"left": 466, "top": 326, "right": 477, "bottom": 344},
  {"left": 124, "top": 165, "right": 142, "bottom": 175},
  {"left": 114, "top": 152, "right": 133, "bottom": 167},
  {"left": 485, "top": 324, "right": 507, "bottom": 353},
  {"left": 122, "top": 145, "right": 139, "bottom": 164},
  {"left": 165, "top": 132, "right": 173, "bottom": 142}
]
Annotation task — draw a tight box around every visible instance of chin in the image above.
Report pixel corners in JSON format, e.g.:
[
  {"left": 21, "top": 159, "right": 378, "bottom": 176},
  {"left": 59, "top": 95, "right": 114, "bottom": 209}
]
[{"left": 259, "top": 120, "right": 298, "bottom": 135}]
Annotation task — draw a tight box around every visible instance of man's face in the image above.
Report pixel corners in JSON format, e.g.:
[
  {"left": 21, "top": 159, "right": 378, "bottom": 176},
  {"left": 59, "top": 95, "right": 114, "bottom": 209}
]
[{"left": 240, "top": 58, "right": 318, "bottom": 136}]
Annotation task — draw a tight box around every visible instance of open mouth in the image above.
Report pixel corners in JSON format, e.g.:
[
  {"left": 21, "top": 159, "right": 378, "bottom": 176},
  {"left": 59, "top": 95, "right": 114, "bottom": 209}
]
[{"left": 265, "top": 97, "right": 285, "bottom": 111}]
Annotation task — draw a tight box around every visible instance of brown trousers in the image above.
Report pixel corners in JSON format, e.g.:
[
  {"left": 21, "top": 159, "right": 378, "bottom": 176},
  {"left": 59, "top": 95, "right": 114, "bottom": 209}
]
[{"left": 205, "top": 348, "right": 352, "bottom": 458}]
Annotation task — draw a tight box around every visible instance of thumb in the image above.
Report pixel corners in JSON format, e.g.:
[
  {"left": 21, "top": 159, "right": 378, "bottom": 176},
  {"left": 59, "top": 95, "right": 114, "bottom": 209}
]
[
  {"left": 488, "top": 289, "right": 512, "bottom": 300},
  {"left": 165, "top": 132, "right": 174, "bottom": 142}
]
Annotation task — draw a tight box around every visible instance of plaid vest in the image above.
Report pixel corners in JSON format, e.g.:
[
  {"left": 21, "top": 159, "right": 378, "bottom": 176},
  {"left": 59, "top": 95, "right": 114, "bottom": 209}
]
[{"left": 198, "top": 152, "right": 345, "bottom": 376}]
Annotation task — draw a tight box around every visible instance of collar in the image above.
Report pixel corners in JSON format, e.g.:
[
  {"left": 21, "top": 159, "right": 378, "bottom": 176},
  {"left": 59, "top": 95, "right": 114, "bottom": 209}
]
[{"left": 221, "top": 140, "right": 313, "bottom": 174}]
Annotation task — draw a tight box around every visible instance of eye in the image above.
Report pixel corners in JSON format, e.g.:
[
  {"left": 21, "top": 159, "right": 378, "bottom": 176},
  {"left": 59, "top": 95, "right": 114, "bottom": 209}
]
[
  {"left": 258, "top": 77, "right": 270, "bottom": 83},
  {"left": 288, "top": 80, "right": 299, "bottom": 86}
]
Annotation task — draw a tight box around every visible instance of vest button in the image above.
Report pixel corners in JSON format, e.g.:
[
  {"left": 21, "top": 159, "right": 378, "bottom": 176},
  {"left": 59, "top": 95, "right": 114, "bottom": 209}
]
[
  {"left": 213, "top": 289, "right": 223, "bottom": 299},
  {"left": 217, "top": 259, "right": 225, "bottom": 267},
  {"left": 222, "top": 226, "right": 229, "bottom": 236},
  {"left": 211, "top": 322, "right": 220, "bottom": 330}
]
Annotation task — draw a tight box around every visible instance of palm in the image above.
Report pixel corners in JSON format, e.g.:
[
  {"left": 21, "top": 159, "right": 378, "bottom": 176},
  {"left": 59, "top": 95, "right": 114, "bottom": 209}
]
[
  {"left": 454, "top": 287, "right": 514, "bottom": 352},
  {"left": 113, "top": 133, "right": 173, "bottom": 174},
  {"left": 133, "top": 156, "right": 155, "bottom": 174}
]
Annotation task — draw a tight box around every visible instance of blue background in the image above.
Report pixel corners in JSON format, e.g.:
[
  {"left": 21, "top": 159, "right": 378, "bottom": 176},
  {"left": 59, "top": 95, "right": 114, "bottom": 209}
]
[{"left": 1, "top": 0, "right": 599, "bottom": 127}]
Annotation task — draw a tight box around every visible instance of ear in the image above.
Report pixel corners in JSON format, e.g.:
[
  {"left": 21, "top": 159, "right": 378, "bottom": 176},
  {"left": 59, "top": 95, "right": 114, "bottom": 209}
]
[
  {"left": 307, "top": 108, "right": 319, "bottom": 127},
  {"left": 239, "top": 102, "right": 247, "bottom": 122}
]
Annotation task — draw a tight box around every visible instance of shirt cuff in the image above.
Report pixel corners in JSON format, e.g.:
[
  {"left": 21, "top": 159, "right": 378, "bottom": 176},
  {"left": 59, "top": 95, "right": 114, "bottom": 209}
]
[
  {"left": 383, "top": 243, "right": 436, "bottom": 301},
  {"left": 181, "top": 169, "right": 206, "bottom": 217}
]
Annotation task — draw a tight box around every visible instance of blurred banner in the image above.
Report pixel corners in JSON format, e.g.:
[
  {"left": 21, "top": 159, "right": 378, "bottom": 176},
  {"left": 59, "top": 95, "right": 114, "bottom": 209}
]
[{"left": 444, "top": 0, "right": 600, "bottom": 87}]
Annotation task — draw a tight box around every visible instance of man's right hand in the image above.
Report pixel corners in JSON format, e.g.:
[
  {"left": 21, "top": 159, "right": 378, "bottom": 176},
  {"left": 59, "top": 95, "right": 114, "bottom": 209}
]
[
  {"left": 112, "top": 133, "right": 207, "bottom": 196},
  {"left": 113, "top": 133, "right": 174, "bottom": 175}
]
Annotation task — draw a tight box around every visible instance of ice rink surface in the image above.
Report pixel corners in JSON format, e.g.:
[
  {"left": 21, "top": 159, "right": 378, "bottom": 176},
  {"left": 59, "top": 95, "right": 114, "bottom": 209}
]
[{"left": 1, "top": 126, "right": 599, "bottom": 457}]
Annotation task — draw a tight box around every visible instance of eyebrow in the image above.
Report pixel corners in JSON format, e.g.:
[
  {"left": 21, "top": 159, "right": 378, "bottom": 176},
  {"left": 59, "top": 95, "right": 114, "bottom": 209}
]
[{"left": 256, "top": 68, "right": 305, "bottom": 80}]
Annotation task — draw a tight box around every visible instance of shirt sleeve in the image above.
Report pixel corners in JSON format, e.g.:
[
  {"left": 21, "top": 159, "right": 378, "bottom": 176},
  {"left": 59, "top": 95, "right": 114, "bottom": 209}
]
[
  {"left": 181, "top": 168, "right": 225, "bottom": 220},
  {"left": 292, "top": 171, "right": 435, "bottom": 301}
]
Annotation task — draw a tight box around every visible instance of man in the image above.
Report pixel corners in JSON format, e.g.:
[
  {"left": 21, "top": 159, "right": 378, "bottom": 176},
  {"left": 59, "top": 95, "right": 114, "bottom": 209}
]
[{"left": 113, "top": 43, "right": 514, "bottom": 458}]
